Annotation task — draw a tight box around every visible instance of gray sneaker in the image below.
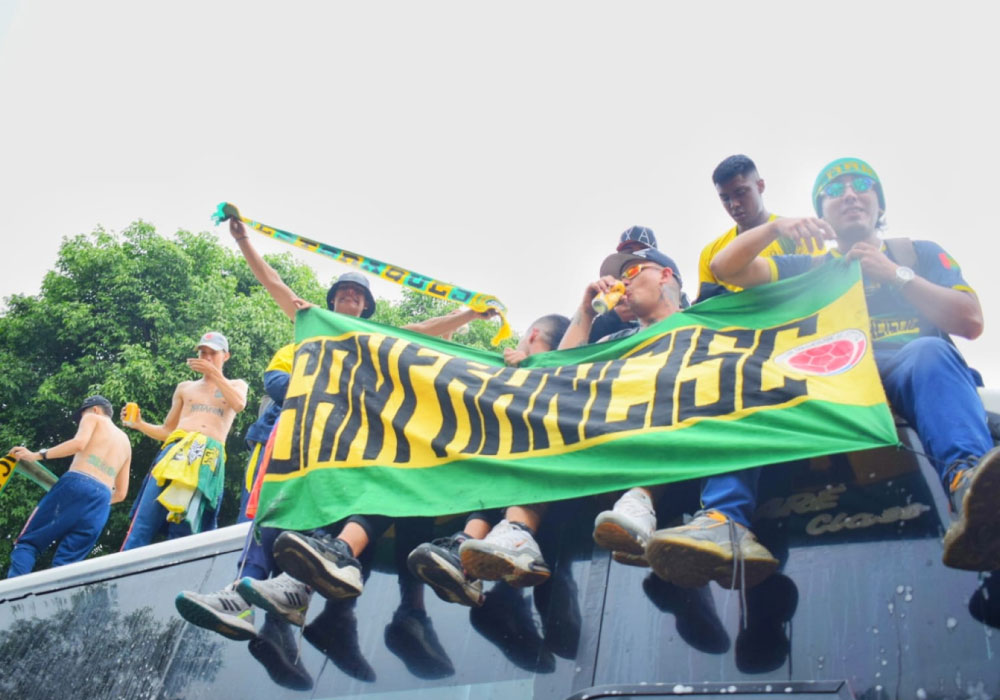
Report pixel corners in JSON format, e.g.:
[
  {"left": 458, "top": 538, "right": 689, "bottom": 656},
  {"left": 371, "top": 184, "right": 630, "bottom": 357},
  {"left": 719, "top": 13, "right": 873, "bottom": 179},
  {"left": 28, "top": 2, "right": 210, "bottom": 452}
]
[
  {"left": 175, "top": 582, "right": 256, "bottom": 640},
  {"left": 460, "top": 520, "right": 551, "bottom": 587},
  {"left": 594, "top": 488, "right": 656, "bottom": 565},
  {"left": 238, "top": 573, "right": 312, "bottom": 627},
  {"left": 646, "top": 510, "right": 778, "bottom": 589},
  {"left": 943, "top": 447, "right": 1000, "bottom": 571}
]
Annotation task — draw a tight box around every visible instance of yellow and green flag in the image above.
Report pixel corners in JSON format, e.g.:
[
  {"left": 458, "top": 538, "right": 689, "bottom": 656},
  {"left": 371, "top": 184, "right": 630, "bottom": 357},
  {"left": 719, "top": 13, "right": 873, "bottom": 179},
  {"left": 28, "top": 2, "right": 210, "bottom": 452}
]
[{"left": 257, "top": 260, "right": 898, "bottom": 532}]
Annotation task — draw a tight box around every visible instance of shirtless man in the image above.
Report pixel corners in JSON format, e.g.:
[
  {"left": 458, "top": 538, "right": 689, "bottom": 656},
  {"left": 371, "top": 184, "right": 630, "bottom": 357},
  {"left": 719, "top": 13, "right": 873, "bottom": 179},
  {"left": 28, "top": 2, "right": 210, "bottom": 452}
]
[
  {"left": 120, "top": 331, "right": 248, "bottom": 549},
  {"left": 6, "top": 396, "right": 131, "bottom": 577}
]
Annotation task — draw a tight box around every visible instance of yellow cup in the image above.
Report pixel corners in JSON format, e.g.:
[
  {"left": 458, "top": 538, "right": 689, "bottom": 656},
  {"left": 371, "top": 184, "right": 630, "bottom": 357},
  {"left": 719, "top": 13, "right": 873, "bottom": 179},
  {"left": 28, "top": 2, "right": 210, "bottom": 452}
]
[{"left": 124, "top": 402, "right": 139, "bottom": 424}]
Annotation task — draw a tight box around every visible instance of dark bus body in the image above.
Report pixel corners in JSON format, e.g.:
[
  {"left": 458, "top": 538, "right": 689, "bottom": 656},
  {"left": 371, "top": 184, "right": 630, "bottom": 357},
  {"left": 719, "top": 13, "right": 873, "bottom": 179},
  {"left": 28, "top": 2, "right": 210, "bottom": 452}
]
[{"left": 1, "top": 424, "right": 997, "bottom": 699}]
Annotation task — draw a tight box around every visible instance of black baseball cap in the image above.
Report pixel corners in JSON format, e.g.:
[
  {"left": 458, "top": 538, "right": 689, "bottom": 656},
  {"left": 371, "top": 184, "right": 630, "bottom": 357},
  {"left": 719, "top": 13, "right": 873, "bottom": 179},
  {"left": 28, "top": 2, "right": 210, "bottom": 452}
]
[
  {"left": 74, "top": 395, "right": 113, "bottom": 421},
  {"left": 600, "top": 247, "right": 683, "bottom": 287},
  {"left": 326, "top": 271, "right": 376, "bottom": 318}
]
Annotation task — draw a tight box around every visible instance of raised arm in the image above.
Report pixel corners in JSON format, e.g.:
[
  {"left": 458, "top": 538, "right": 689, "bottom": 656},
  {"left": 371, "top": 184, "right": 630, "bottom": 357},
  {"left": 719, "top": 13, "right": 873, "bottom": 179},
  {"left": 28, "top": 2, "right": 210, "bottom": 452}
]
[
  {"left": 123, "top": 385, "right": 184, "bottom": 442},
  {"left": 187, "top": 358, "right": 249, "bottom": 413},
  {"left": 402, "top": 308, "right": 496, "bottom": 338},
  {"left": 230, "top": 218, "right": 305, "bottom": 321},
  {"left": 558, "top": 276, "right": 618, "bottom": 350},
  {"left": 710, "top": 217, "right": 834, "bottom": 289}
]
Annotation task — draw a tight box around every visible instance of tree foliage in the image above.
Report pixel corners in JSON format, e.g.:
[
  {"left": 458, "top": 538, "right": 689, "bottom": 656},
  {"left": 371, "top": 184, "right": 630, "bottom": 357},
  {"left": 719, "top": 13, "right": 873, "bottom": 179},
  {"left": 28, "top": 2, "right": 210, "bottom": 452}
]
[{"left": 0, "top": 222, "right": 516, "bottom": 574}]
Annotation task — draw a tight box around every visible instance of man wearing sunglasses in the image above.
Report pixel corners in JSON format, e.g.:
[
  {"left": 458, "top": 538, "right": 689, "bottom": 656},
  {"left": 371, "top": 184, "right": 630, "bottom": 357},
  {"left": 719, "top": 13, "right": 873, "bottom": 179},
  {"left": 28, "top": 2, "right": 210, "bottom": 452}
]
[
  {"left": 709, "top": 156, "right": 999, "bottom": 573},
  {"left": 567, "top": 248, "right": 781, "bottom": 587},
  {"left": 697, "top": 154, "right": 823, "bottom": 304},
  {"left": 455, "top": 247, "right": 694, "bottom": 590},
  {"left": 587, "top": 226, "right": 656, "bottom": 343}
]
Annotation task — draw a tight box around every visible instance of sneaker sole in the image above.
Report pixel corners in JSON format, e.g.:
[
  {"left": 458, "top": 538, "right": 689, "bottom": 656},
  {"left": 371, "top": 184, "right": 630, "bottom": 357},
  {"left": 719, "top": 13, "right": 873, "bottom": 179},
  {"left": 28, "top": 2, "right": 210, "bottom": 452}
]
[
  {"left": 593, "top": 515, "right": 648, "bottom": 555},
  {"left": 611, "top": 550, "right": 649, "bottom": 567},
  {"left": 943, "top": 448, "right": 1000, "bottom": 571},
  {"left": 460, "top": 543, "right": 551, "bottom": 587},
  {"left": 237, "top": 578, "right": 308, "bottom": 627},
  {"left": 175, "top": 593, "right": 256, "bottom": 641},
  {"left": 407, "top": 549, "right": 484, "bottom": 607},
  {"left": 273, "top": 534, "right": 363, "bottom": 601},
  {"left": 248, "top": 636, "right": 314, "bottom": 691},
  {"left": 646, "top": 535, "right": 777, "bottom": 589}
]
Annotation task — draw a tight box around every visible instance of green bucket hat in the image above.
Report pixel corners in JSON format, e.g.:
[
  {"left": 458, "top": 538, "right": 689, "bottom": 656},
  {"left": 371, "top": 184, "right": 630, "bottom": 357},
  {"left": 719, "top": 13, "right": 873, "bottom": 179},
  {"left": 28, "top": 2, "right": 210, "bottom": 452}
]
[{"left": 812, "top": 157, "right": 885, "bottom": 216}]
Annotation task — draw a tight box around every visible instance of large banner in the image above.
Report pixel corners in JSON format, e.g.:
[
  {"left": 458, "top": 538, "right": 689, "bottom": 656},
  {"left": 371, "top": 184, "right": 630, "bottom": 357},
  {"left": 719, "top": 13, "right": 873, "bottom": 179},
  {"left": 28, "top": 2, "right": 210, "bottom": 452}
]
[{"left": 257, "top": 260, "right": 898, "bottom": 532}]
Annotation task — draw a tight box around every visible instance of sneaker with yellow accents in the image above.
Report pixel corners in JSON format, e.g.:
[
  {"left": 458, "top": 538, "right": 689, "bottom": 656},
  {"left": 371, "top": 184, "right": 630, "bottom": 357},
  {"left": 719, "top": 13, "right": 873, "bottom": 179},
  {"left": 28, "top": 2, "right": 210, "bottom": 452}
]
[
  {"left": 942, "top": 447, "right": 1000, "bottom": 571},
  {"left": 175, "top": 582, "right": 256, "bottom": 640},
  {"left": 645, "top": 510, "right": 778, "bottom": 590}
]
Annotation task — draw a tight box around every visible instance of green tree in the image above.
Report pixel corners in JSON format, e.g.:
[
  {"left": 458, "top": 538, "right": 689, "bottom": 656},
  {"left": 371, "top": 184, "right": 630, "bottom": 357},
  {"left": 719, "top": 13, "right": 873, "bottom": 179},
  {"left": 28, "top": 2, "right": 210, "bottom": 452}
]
[
  {"left": 371, "top": 289, "right": 518, "bottom": 353},
  {"left": 0, "top": 222, "right": 323, "bottom": 572},
  {"left": 0, "top": 222, "right": 518, "bottom": 574}
]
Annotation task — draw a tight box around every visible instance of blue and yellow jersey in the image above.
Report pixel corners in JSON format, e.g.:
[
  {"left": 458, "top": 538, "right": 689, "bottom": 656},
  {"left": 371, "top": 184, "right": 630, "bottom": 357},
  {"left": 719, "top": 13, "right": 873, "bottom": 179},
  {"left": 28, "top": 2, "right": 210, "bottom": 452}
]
[
  {"left": 245, "top": 343, "right": 295, "bottom": 446},
  {"left": 696, "top": 214, "right": 825, "bottom": 303},
  {"left": 770, "top": 239, "right": 976, "bottom": 352}
]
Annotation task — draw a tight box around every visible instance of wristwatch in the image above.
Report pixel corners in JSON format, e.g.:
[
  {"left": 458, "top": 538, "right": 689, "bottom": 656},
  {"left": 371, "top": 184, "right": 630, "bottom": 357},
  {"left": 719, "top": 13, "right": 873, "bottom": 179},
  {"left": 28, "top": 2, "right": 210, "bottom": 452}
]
[
  {"left": 893, "top": 266, "right": 915, "bottom": 289},
  {"left": 39, "top": 449, "right": 48, "bottom": 461}
]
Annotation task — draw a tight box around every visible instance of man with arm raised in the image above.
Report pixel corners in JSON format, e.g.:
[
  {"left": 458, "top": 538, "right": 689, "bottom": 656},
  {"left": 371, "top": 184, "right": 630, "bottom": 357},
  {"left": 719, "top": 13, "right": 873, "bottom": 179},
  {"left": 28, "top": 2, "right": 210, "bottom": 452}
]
[{"left": 121, "top": 331, "right": 248, "bottom": 549}]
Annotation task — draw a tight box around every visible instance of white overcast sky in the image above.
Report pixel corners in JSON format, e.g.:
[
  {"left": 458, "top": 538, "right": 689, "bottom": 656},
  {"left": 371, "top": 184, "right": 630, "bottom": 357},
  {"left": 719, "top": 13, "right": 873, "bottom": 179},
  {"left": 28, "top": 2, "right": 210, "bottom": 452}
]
[{"left": 1, "top": 1, "right": 998, "bottom": 383}]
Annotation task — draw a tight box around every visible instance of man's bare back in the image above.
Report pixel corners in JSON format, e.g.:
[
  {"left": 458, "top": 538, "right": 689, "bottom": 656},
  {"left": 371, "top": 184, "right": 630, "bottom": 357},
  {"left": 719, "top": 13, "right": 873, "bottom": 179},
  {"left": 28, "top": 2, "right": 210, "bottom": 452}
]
[{"left": 69, "top": 414, "right": 132, "bottom": 502}]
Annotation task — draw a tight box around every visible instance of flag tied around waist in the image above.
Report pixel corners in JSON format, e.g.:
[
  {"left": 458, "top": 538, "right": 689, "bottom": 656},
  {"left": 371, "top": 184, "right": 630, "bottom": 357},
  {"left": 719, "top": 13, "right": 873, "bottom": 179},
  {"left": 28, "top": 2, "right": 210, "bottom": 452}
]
[{"left": 256, "top": 260, "right": 898, "bottom": 532}]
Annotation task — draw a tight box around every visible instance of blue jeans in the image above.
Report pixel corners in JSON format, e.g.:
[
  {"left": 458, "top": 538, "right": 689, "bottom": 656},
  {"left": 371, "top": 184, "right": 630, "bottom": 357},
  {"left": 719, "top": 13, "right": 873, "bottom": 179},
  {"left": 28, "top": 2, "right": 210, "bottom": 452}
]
[
  {"left": 700, "top": 337, "right": 993, "bottom": 527},
  {"left": 7, "top": 472, "right": 111, "bottom": 577},
  {"left": 121, "top": 471, "right": 220, "bottom": 551},
  {"left": 238, "top": 525, "right": 281, "bottom": 580},
  {"left": 877, "top": 337, "right": 991, "bottom": 484}
]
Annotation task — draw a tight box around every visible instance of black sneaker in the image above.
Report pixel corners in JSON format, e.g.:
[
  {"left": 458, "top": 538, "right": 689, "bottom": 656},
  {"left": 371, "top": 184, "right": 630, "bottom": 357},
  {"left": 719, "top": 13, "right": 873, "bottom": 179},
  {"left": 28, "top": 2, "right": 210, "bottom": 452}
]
[
  {"left": 943, "top": 448, "right": 1000, "bottom": 571},
  {"left": 384, "top": 607, "right": 455, "bottom": 679},
  {"left": 735, "top": 573, "right": 798, "bottom": 673},
  {"left": 642, "top": 575, "right": 729, "bottom": 655},
  {"left": 303, "top": 599, "right": 376, "bottom": 682},
  {"left": 969, "top": 573, "right": 1000, "bottom": 629},
  {"left": 470, "top": 582, "right": 555, "bottom": 673},
  {"left": 533, "top": 568, "right": 581, "bottom": 659},
  {"left": 273, "top": 531, "right": 364, "bottom": 601},
  {"left": 407, "top": 535, "right": 485, "bottom": 607},
  {"left": 248, "top": 612, "right": 314, "bottom": 691}
]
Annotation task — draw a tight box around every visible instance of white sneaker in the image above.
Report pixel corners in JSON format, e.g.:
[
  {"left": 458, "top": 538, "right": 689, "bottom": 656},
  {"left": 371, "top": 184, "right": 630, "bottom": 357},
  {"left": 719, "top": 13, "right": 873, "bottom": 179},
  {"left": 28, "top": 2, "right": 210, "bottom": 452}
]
[
  {"left": 175, "top": 582, "right": 257, "bottom": 640},
  {"left": 237, "top": 573, "right": 313, "bottom": 627},
  {"left": 593, "top": 488, "right": 656, "bottom": 561},
  {"left": 459, "top": 519, "right": 551, "bottom": 587}
]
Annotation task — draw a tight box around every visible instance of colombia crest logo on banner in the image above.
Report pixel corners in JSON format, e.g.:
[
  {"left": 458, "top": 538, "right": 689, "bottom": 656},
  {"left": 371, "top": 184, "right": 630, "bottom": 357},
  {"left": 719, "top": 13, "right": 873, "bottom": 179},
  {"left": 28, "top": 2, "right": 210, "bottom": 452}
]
[{"left": 774, "top": 329, "right": 868, "bottom": 377}]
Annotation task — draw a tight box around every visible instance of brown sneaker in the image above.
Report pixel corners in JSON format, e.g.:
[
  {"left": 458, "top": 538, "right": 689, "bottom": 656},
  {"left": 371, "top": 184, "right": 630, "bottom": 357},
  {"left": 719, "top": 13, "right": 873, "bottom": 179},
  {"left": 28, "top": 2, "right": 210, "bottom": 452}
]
[
  {"left": 942, "top": 447, "right": 1000, "bottom": 571},
  {"left": 646, "top": 511, "right": 778, "bottom": 589}
]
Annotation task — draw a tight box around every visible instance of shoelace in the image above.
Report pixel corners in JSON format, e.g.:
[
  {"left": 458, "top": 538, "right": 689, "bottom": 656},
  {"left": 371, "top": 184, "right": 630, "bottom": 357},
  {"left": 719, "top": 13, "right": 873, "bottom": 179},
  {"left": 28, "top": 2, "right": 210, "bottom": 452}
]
[
  {"left": 726, "top": 517, "right": 749, "bottom": 631},
  {"left": 943, "top": 456, "right": 979, "bottom": 492}
]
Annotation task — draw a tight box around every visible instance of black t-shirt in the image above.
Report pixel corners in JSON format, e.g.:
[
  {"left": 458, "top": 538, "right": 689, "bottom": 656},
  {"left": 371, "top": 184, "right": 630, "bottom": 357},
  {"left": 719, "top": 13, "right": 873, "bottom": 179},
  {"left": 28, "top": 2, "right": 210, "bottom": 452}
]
[{"left": 588, "top": 311, "right": 638, "bottom": 344}]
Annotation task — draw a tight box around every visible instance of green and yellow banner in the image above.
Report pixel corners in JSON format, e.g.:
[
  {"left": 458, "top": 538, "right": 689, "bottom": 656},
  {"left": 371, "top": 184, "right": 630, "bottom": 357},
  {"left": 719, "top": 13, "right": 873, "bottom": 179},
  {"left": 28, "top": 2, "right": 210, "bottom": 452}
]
[{"left": 257, "top": 260, "right": 898, "bottom": 532}]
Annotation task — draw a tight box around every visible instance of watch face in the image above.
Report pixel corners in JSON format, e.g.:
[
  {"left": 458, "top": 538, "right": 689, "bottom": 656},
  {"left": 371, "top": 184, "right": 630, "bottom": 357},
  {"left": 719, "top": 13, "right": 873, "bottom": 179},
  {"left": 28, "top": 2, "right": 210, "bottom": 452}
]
[{"left": 894, "top": 266, "right": 915, "bottom": 287}]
